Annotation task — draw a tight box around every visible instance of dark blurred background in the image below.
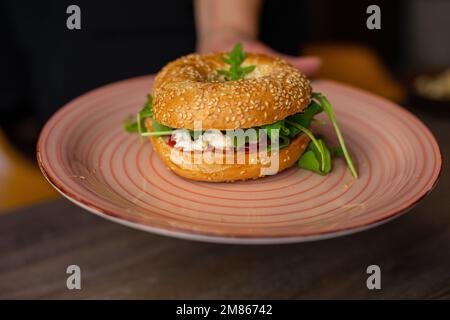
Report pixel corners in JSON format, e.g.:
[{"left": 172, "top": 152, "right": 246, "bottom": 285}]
[{"left": 0, "top": 0, "right": 449, "bottom": 211}]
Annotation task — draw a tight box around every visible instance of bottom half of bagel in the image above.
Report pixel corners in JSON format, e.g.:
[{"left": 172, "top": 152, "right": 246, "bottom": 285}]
[{"left": 145, "top": 121, "right": 310, "bottom": 182}]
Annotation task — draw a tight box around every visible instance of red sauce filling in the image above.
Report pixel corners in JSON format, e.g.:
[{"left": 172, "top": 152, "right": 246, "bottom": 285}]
[{"left": 167, "top": 136, "right": 177, "bottom": 148}]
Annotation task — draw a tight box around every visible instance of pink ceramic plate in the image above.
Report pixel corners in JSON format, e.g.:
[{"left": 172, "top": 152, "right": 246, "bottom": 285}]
[{"left": 37, "top": 77, "right": 442, "bottom": 244}]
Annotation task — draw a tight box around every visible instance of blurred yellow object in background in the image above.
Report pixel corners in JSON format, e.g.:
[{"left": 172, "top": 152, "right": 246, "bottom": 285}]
[
  {"left": 0, "top": 130, "right": 58, "bottom": 214},
  {"left": 304, "top": 43, "right": 406, "bottom": 102}
]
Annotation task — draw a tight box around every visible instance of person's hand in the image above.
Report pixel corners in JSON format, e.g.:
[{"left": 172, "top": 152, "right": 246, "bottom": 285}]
[
  {"left": 195, "top": 0, "right": 320, "bottom": 76},
  {"left": 198, "top": 31, "right": 321, "bottom": 77}
]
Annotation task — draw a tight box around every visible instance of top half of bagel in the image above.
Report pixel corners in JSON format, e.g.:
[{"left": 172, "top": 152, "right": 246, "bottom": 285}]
[{"left": 152, "top": 53, "right": 312, "bottom": 131}]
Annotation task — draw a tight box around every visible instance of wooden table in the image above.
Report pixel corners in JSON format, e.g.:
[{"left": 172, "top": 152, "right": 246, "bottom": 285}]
[{"left": 1, "top": 105, "right": 449, "bottom": 299}]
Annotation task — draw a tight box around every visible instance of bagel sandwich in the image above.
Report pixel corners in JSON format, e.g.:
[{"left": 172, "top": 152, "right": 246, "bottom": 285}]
[{"left": 124, "top": 43, "right": 358, "bottom": 182}]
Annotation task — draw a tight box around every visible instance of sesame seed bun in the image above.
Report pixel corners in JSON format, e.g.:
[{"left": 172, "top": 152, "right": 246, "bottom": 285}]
[
  {"left": 152, "top": 53, "right": 312, "bottom": 130},
  {"left": 145, "top": 120, "right": 310, "bottom": 182}
]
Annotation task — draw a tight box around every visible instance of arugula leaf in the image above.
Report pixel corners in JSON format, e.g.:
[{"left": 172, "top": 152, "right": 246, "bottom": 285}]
[
  {"left": 230, "top": 129, "right": 260, "bottom": 148},
  {"left": 329, "top": 146, "right": 344, "bottom": 158},
  {"left": 189, "top": 130, "right": 200, "bottom": 139},
  {"left": 123, "top": 116, "right": 139, "bottom": 132},
  {"left": 140, "top": 94, "right": 153, "bottom": 118},
  {"left": 261, "top": 120, "right": 290, "bottom": 138},
  {"left": 312, "top": 93, "right": 358, "bottom": 178},
  {"left": 311, "top": 139, "right": 332, "bottom": 174},
  {"left": 278, "top": 135, "right": 290, "bottom": 149},
  {"left": 298, "top": 138, "right": 332, "bottom": 175},
  {"left": 285, "top": 119, "right": 326, "bottom": 172},
  {"left": 298, "top": 150, "right": 321, "bottom": 174},
  {"left": 151, "top": 119, "right": 172, "bottom": 132},
  {"left": 267, "top": 134, "right": 290, "bottom": 152},
  {"left": 140, "top": 130, "right": 173, "bottom": 137},
  {"left": 258, "top": 125, "right": 289, "bottom": 153},
  {"left": 286, "top": 101, "right": 323, "bottom": 137},
  {"left": 218, "top": 43, "right": 256, "bottom": 81},
  {"left": 140, "top": 119, "right": 173, "bottom": 137},
  {"left": 259, "top": 121, "right": 291, "bottom": 152},
  {"left": 124, "top": 94, "right": 154, "bottom": 133},
  {"left": 287, "top": 101, "right": 323, "bottom": 128},
  {"left": 123, "top": 94, "right": 175, "bottom": 138}
]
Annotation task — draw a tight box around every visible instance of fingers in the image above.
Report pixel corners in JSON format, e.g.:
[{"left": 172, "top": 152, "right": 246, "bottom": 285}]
[
  {"left": 242, "top": 42, "right": 322, "bottom": 76},
  {"left": 198, "top": 38, "right": 322, "bottom": 76},
  {"left": 281, "top": 56, "right": 322, "bottom": 76}
]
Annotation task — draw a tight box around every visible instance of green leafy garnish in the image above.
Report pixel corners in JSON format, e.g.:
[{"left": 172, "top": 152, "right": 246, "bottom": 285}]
[
  {"left": 285, "top": 103, "right": 322, "bottom": 138},
  {"left": 285, "top": 119, "right": 326, "bottom": 171},
  {"left": 297, "top": 150, "right": 321, "bottom": 174},
  {"left": 261, "top": 120, "right": 290, "bottom": 138},
  {"left": 287, "top": 101, "right": 323, "bottom": 129},
  {"left": 140, "top": 94, "right": 153, "bottom": 118},
  {"left": 329, "top": 146, "right": 344, "bottom": 158},
  {"left": 123, "top": 94, "right": 154, "bottom": 134},
  {"left": 312, "top": 93, "right": 358, "bottom": 178},
  {"left": 230, "top": 129, "right": 260, "bottom": 148},
  {"left": 260, "top": 120, "right": 291, "bottom": 152},
  {"left": 123, "top": 95, "right": 175, "bottom": 138},
  {"left": 217, "top": 43, "right": 256, "bottom": 81},
  {"left": 294, "top": 93, "right": 358, "bottom": 178},
  {"left": 270, "top": 134, "right": 290, "bottom": 151},
  {"left": 151, "top": 119, "right": 171, "bottom": 132},
  {"left": 123, "top": 116, "right": 139, "bottom": 132},
  {"left": 140, "top": 130, "right": 173, "bottom": 137},
  {"left": 140, "top": 120, "right": 173, "bottom": 137},
  {"left": 298, "top": 138, "right": 332, "bottom": 175}
]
